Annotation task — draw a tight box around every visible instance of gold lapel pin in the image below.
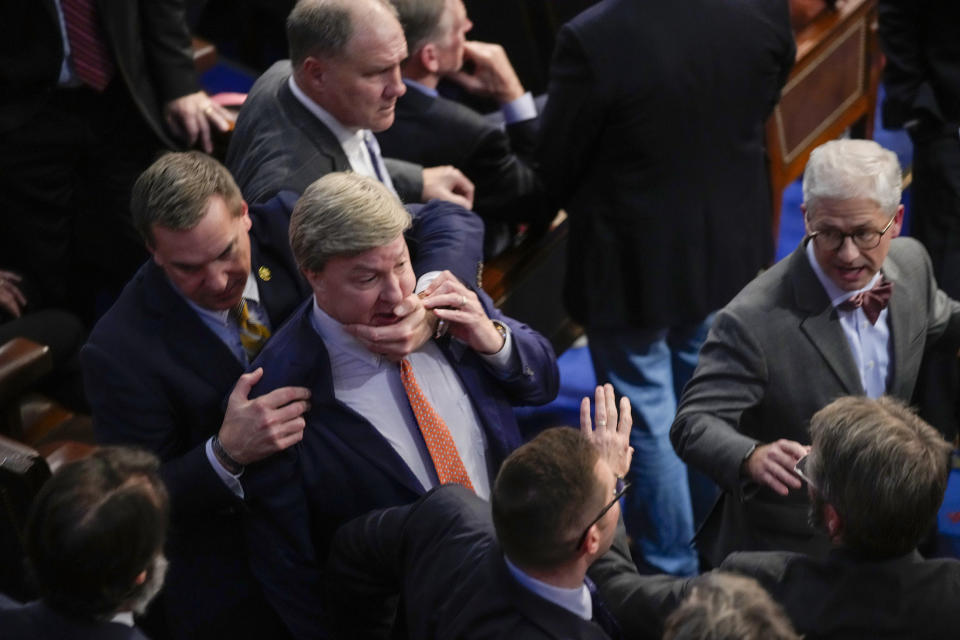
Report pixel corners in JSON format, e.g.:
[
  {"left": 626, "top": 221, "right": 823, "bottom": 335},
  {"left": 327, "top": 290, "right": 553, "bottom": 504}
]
[{"left": 258, "top": 266, "right": 272, "bottom": 282}]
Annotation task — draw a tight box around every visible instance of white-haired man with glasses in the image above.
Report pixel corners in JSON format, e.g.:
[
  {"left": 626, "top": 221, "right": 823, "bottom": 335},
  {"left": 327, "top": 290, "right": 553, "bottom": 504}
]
[{"left": 670, "top": 138, "right": 960, "bottom": 568}]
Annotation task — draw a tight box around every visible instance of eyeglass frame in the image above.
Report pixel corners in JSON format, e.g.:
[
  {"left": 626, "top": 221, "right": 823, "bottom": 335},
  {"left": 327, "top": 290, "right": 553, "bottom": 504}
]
[
  {"left": 575, "top": 479, "right": 630, "bottom": 550},
  {"left": 807, "top": 212, "right": 898, "bottom": 252},
  {"left": 793, "top": 454, "right": 816, "bottom": 490}
]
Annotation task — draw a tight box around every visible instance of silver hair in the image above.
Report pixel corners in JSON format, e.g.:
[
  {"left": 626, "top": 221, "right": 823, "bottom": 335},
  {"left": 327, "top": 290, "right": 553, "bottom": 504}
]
[
  {"left": 289, "top": 172, "right": 411, "bottom": 272},
  {"left": 802, "top": 139, "right": 902, "bottom": 217}
]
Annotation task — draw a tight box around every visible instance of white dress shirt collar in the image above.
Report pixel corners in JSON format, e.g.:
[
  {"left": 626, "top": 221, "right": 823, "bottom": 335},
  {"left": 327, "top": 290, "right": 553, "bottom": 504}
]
[{"left": 503, "top": 555, "right": 593, "bottom": 621}]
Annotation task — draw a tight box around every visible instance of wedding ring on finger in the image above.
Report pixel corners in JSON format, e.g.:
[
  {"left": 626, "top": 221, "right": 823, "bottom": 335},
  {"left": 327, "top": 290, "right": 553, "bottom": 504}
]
[{"left": 458, "top": 295, "right": 466, "bottom": 308}]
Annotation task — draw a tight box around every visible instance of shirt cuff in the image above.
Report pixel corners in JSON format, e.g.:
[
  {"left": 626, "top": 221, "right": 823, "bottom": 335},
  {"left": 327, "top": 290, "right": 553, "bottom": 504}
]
[
  {"left": 500, "top": 92, "right": 536, "bottom": 124},
  {"left": 479, "top": 322, "right": 519, "bottom": 374},
  {"left": 415, "top": 271, "right": 442, "bottom": 294},
  {"left": 205, "top": 437, "right": 245, "bottom": 499}
]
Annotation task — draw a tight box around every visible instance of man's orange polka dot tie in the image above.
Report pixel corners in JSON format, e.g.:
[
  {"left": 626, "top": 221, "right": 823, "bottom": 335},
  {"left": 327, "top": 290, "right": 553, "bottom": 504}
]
[{"left": 399, "top": 358, "right": 475, "bottom": 491}]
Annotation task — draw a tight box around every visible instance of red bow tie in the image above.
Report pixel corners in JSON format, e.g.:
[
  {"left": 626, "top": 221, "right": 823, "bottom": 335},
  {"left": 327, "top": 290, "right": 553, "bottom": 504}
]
[{"left": 838, "top": 279, "right": 893, "bottom": 325}]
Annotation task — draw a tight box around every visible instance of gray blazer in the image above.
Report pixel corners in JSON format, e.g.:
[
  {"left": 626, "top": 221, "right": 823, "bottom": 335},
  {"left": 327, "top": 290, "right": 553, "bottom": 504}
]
[
  {"left": 671, "top": 237, "right": 960, "bottom": 566},
  {"left": 226, "top": 61, "right": 423, "bottom": 205}
]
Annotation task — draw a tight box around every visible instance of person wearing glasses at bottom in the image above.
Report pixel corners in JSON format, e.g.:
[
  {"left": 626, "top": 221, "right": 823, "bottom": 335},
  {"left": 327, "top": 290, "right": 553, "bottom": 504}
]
[
  {"left": 671, "top": 138, "right": 960, "bottom": 569},
  {"left": 325, "top": 384, "right": 632, "bottom": 640}
]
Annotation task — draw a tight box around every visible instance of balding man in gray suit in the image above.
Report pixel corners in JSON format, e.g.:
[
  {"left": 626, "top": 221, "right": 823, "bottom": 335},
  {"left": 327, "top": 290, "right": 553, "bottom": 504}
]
[{"left": 671, "top": 139, "right": 960, "bottom": 567}]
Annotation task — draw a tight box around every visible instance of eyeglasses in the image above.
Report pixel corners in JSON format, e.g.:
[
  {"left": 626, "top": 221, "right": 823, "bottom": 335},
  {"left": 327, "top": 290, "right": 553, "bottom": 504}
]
[
  {"left": 793, "top": 454, "right": 816, "bottom": 490},
  {"left": 808, "top": 213, "right": 897, "bottom": 252},
  {"left": 576, "top": 479, "right": 630, "bottom": 550}
]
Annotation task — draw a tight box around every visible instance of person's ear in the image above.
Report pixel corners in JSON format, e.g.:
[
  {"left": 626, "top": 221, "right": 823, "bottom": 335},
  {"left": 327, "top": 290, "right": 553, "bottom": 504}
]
[
  {"left": 419, "top": 43, "right": 440, "bottom": 74},
  {"left": 133, "top": 570, "right": 147, "bottom": 586},
  {"left": 824, "top": 503, "right": 843, "bottom": 541}
]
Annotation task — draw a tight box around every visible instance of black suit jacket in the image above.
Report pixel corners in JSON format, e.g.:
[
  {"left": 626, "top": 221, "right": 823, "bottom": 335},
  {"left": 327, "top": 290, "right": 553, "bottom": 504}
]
[
  {"left": 0, "top": 0, "right": 198, "bottom": 147},
  {"left": 589, "top": 532, "right": 960, "bottom": 640},
  {"left": 537, "top": 0, "right": 795, "bottom": 329},
  {"left": 376, "top": 86, "right": 553, "bottom": 225},
  {"left": 879, "top": 0, "right": 960, "bottom": 130},
  {"left": 327, "top": 485, "right": 611, "bottom": 640},
  {"left": 0, "top": 595, "right": 148, "bottom": 640},
  {"left": 226, "top": 61, "right": 424, "bottom": 205}
]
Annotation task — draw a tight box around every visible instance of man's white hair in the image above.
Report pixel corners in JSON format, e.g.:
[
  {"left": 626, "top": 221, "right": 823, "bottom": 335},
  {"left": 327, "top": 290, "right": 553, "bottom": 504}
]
[{"left": 802, "top": 139, "right": 902, "bottom": 216}]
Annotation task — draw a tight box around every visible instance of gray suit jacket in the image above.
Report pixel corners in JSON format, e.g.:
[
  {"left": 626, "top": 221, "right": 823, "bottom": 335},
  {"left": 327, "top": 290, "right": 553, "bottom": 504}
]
[
  {"left": 226, "top": 61, "right": 423, "bottom": 205},
  {"left": 671, "top": 237, "right": 960, "bottom": 566}
]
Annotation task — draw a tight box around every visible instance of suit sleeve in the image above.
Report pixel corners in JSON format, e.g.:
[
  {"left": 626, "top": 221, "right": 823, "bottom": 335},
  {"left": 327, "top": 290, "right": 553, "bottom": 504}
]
[
  {"left": 482, "top": 293, "right": 560, "bottom": 407},
  {"left": 588, "top": 524, "right": 691, "bottom": 640},
  {"left": 139, "top": 0, "right": 200, "bottom": 102},
  {"left": 536, "top": 23, "right": 605, "bottom": 206},
  {"left": 671, "top": 309, "right": 768, "bottom": 495},
  {"left": 405, "top": 199, "right": 485, "bottom": 288},
  {"left": 469, "top": 118, "right": 555, "bottom": 226},
  {"left": 878, "top": 1, "right": 935, "bottom": 129},
  {"left": 81, "top": 342, "right": 239, "bottom": 519},
  {"left": 325, "top": 502, "right": 415, "bottom": 639},
  {"left": 385, "top": 157, "right": 425, "bottom": 204}
]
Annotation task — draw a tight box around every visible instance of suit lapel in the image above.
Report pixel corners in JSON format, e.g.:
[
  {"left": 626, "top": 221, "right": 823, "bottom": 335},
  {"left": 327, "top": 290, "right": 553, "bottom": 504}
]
[
  {"left": 284, "top": 311, "right": 425, "bottom": 495},
  {"left": 278, "top": 78, "right": 352, "bottom": 172},
  {"left": 790, "top": 245, "right": 863, "bottom": 395},
  {"left": 144, "top": 261, "right": 244, "bottom": 394},
  {"left": 882, "top": 255, "right": 923, "bottom": 399}
]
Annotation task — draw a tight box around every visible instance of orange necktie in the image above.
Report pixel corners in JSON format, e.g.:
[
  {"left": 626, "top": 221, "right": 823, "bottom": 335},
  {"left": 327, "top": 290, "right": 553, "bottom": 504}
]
[{"left": 399, "top": 358, "right": 475, "bottom": 490}]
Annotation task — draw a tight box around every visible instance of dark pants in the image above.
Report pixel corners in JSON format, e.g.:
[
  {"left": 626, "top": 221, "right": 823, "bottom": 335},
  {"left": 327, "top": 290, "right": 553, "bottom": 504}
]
[
  {"left": 0, "top": 80, "right": 156, "bottom": 325},
  {"left": 910, "top": 130, "right": 960, "bottom": 443}
]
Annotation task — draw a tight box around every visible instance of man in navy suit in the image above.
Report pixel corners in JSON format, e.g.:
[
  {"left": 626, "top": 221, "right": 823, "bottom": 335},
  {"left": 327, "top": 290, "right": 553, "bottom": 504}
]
[
  {"left": 81, "top": 153, "right": 485, "bottom": 638},
  {"left": 327, "top": 391, "right": 632, "bottom": 640},
  {"left": 0, "top": 447, "right": 169, "bottom": 640},
  {"left": 242, "top": 172, "right": 559, "bottom": 639}
]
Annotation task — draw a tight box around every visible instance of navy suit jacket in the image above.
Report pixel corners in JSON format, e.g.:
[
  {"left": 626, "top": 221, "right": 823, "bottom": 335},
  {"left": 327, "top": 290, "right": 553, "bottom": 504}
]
[
  {"left": 80, "top": 194, "right": 484, "bottom": 636},
  {"left": 376, "top": 86, "right": 554, "bottom": 227},
  {"left": 326, "top": 485, "right": 612, "bottom": 640},
  {"left": 242, "top": 296, "right": 558, "bottom": 639},
  {"left": 0, "top": 595, "right": 148, "bottom": 640}
]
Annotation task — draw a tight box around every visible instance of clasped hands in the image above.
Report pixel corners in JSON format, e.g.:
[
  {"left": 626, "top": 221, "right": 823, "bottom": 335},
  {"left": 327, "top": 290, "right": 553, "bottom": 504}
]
[{"left": 345, "top": 270, "right": 504, "bottom": 359}]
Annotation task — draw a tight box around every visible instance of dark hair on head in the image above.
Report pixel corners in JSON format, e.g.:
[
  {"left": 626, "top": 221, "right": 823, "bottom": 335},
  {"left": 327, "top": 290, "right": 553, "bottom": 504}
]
[
  {"left": 807, "top": 395, "right": 952, "bottom": 557},
  {"left": 287, "top": 0, "right": 398, "bottom": 67},
  {"left": 663, "top": 572, "right": 800, "bottom": 640},
  {"left": 130, "top": 151, "right": 243, "bottom": 247},
  {"left": 24, "top": 447, "right": 169, "bottom": 619},
  {"left": 491, "top": 427, "right": 604, "bottom": 570}
]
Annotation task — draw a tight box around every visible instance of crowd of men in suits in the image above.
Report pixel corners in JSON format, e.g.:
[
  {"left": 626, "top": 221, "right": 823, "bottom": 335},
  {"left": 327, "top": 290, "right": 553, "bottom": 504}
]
[{"left": 3, "top": 0, "right": 960, "bottom": 638}]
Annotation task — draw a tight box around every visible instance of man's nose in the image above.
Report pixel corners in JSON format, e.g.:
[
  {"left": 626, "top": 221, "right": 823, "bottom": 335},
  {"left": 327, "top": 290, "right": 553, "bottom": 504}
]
[{"left": 836, "top": 235, "right": 861, "bottom": 261}]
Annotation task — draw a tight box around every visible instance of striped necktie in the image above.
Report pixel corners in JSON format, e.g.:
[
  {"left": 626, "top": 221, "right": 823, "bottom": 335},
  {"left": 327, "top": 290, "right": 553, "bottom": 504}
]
[
  {"left": 232, "top": 299, "right": 271, "bottom": 361},
  {"left": 399, "top": 358, "right": 474, "bottom": 490},
  {"left": 62, "top": 0, "right": 116, "bottom": 91}
]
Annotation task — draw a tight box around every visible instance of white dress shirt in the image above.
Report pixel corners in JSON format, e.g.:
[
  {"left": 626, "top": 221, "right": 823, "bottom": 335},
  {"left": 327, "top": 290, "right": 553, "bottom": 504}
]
[
  {"left": 806, "top": 241, "right": 891, "bottom": 398},
  {"left": 288, "top": 76, "right": 399, "bottom": 197},
  {"left": 504, "top": 556, "right": 593, "bottom": 620},
  {"left": 310, "top": 298, "right": 520, "bottom": 499}
]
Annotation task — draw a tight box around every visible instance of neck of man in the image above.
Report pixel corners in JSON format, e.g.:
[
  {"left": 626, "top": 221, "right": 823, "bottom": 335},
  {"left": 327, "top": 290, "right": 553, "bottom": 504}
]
[{"left": 401, "top": 60, "right": 440, "bottom": 90}]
